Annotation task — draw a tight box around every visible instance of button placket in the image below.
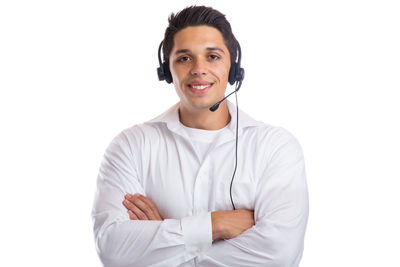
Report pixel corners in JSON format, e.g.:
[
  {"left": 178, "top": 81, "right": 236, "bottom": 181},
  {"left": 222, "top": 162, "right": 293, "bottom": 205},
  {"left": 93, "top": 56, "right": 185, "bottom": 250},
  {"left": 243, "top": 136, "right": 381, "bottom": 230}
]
[{"left": 193, "top": 158, "right": 210, "bottom": 214}]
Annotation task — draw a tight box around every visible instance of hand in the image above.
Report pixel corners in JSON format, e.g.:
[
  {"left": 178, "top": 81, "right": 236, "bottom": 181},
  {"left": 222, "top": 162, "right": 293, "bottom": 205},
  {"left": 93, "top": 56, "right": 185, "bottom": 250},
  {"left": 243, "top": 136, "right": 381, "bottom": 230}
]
[
  {"left": 123, "top": 193, "right": 163, "bottom": 221},
  {"left": 211, "top": 210, "right": 254, "bottom": 241}
]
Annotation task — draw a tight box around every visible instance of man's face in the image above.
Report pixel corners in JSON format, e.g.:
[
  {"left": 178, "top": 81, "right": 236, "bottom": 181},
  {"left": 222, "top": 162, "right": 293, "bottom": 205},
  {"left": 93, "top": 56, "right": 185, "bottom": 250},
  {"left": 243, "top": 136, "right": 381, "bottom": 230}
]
[{"left": 169, "top": 26, "right": 231, "bottom": 112}]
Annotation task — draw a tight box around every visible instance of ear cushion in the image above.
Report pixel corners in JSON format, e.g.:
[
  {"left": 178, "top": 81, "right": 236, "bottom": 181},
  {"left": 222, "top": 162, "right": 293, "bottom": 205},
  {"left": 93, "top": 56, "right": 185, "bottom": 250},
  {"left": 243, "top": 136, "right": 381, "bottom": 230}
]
[
  {"left": 158, "top": 62, "right": 172, "bottom": 84},
  {"left": 228, "top": 63, "right": 237, "bottom": 85},
  {"left": 229, "top": 63, "right": 244, "bottom": 85},
  {"left": 162, "top": 62, "right": 173, "bottom": 84}
]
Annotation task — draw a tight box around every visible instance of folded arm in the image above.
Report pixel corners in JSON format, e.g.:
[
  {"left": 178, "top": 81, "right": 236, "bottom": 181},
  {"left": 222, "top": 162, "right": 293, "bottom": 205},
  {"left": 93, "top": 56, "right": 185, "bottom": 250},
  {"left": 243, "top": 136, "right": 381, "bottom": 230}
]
[
  {"left": 123, "top": 194, "right": 255, "bottom": 241},
  {"left": 92, "top": 134, "right": 212, "bottom": 266},
  {"left": 196, "top": 132, "right": 309, "bottom": 267}
]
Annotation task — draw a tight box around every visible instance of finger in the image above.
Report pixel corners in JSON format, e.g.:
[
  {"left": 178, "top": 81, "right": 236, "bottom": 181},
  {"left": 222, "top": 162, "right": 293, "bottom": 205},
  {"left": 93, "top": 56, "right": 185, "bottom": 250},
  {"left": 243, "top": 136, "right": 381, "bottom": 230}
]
[
  {"left": 129, "top": 203, "right": 149, "bottom": 220},
  {"left": 128, "top": 210, "right": 139, "bottom": 220},
  {"left": 122, "top": 197, "right": 134, "bottom": 210},
  {"left": 123, "top": 194, "right": 145, "bottom": 215},
  {"left": 123, "top": 199, "right": 148, "bottom": 220},
  {"left": 127, "top": 194, "right": 160, "bottom": 220},
  {"left": 132, "top": 197, "right": 158, "bottom": 220},
  {"left": 124, "top": 194, "right": 163, "bottom": 220},
  {"left": 123, "top": 194, "right": 142, "bottom": 217},
  {"left": 124, "top": 193, "right": 140, "bottom": 204},
  {"left": 138, "top": 195, "right": 157, "bottom": 211},
  {"left": 138, "top": 195, "right": 163, "bottom": 220}
]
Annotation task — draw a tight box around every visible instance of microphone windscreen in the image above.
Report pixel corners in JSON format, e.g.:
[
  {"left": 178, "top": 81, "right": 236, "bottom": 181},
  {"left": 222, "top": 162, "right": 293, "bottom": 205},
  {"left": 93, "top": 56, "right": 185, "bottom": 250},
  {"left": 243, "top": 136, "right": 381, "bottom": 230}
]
[{"left": 209, "top": 103, "right": 220, "bottom": 112}]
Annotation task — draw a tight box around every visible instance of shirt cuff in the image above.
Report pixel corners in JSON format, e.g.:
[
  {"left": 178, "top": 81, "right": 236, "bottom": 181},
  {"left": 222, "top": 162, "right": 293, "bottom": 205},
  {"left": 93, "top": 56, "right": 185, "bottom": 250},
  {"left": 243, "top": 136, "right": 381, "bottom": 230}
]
[{"left": 181, "top": 211, "right": 212, "bottom": 256}]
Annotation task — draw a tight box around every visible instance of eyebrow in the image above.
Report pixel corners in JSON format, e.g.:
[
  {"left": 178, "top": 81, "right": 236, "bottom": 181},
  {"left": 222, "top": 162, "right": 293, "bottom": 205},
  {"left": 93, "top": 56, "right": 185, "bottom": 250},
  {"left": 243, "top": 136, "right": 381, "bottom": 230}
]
[
  {"left": 207, "top": 47, "right": 225, "bottom": 54},
  {"left": 174, "top": 47, "right": 225, "bottom": 56}
]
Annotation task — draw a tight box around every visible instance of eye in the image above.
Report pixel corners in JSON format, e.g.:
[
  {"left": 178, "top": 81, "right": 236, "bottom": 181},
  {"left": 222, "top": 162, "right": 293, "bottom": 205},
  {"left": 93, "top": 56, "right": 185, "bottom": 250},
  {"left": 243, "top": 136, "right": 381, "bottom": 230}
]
[
  {"left": 177, "top": 56, "right": 191, "bottom": 62},
  {"left": 209, "top": 54, "right": 220, "bottom": 60}
]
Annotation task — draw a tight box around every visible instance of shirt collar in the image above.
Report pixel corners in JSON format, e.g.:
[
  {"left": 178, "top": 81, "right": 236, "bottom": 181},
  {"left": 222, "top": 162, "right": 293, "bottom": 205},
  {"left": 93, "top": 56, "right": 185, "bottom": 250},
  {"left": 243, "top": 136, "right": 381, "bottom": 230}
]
[{"left": 146, "top": 101, "right": 263, "bottom": 137}]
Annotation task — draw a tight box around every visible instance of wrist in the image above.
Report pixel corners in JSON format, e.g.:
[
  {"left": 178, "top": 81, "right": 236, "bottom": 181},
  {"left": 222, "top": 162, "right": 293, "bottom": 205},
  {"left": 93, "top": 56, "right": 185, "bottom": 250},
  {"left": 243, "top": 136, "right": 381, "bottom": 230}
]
[{"left": 211, "top": 211, "right": 224, "bottom": 241}]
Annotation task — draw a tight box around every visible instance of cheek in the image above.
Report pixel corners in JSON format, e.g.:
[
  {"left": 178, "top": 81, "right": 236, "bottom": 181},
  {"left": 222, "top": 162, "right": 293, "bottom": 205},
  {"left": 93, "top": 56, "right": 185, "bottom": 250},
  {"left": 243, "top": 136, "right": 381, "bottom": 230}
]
[
  {"left": 170, "top": 65, "right": 186, "bottom": 84},
  {"left": 172, "top": 76, "right": 183, "bottom": 93},
  {"left": 170, "top": 67, "right": 185, "bottom": 94},
  {"left": 216, "top": 64, "right": 230, "bottom": 83}
]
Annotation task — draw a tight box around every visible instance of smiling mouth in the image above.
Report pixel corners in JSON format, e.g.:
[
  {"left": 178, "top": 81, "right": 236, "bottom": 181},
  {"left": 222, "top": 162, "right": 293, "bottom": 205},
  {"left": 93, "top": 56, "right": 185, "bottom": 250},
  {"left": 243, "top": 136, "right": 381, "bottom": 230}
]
[
  {"left": 187, "top": 82, "right": 214, "bottom": 91},
  {"left": 189, "top": 84, "right": 210, "bottom": 90}
]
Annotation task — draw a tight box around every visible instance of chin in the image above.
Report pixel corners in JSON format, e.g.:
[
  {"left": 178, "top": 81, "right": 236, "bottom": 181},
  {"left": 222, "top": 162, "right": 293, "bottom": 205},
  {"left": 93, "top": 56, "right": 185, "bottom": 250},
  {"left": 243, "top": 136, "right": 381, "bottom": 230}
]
[{"left": 184, "top": 98, "right": 214, "bottom": 111}]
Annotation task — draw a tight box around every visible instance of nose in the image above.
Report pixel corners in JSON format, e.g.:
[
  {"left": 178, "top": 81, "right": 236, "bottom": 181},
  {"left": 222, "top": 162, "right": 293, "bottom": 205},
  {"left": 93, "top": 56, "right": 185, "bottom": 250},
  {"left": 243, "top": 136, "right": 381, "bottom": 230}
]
[{"left": 190, "top": 58, "right": 208, "bottom": 76}]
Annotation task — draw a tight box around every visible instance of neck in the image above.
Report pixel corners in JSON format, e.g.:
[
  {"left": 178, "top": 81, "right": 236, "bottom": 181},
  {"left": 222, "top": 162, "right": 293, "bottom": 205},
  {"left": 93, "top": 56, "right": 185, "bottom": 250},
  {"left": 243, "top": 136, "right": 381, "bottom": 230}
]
[{"left": 178, "top": 102, "right": 231, "bottom": 130}]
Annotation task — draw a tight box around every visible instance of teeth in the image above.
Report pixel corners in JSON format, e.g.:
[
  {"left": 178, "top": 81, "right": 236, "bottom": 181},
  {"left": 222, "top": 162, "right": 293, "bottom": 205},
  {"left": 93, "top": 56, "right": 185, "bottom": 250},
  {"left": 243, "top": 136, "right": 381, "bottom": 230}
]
[{"left": 191, "top": 85, "right": 210, "bottom": 90}]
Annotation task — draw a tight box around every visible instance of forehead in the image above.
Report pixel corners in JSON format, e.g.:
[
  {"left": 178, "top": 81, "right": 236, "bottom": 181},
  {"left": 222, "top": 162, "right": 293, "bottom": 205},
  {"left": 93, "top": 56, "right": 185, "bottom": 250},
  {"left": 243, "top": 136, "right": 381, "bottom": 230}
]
[{"left": 172, "top": 25, "right": 228, "bottom": 52}]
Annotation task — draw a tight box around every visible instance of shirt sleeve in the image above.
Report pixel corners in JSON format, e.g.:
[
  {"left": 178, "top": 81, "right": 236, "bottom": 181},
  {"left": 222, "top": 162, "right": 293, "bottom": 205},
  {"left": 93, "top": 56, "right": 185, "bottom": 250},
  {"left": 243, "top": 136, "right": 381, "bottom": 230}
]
[
  {"left": 91, "top": 131, "right": 212, "bottom": 267},
  {"left": 197, "top": 129, "right": 309, "bottom": 267}
]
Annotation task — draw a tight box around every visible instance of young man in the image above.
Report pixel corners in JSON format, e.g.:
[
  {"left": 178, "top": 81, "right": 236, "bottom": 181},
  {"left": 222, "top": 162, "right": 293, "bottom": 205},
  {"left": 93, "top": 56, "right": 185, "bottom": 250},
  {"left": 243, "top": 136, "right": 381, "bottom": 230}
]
[{"left": 92, "top": 6, "right": 308, "bottom": 267}]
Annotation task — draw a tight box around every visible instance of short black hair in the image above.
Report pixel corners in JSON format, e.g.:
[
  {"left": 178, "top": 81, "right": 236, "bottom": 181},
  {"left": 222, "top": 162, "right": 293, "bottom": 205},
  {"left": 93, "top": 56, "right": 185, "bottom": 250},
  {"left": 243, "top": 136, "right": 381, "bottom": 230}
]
[{"left": 162, "top": 5, "right": 238, "bottom": 66}]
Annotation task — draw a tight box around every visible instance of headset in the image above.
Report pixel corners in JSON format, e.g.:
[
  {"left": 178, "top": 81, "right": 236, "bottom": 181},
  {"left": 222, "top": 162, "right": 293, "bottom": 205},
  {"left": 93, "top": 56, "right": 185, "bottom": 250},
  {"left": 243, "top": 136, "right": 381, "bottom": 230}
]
[{"left": 156, "top": 40, "right": 245, "bottom": 210}]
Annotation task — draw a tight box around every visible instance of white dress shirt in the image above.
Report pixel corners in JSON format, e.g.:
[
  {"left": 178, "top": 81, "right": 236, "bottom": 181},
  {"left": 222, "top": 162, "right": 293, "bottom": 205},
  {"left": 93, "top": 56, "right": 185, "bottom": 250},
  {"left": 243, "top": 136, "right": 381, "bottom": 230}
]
[{"left": 92, "top": 101, "right": 309, "bottom": 267}]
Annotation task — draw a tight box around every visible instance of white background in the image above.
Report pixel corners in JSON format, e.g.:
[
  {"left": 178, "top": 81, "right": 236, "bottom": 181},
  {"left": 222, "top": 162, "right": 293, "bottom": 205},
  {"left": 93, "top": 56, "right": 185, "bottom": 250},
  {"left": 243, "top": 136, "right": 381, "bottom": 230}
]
[{"left": 1, "top": 0, "right": 399, "bottom": 266}]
